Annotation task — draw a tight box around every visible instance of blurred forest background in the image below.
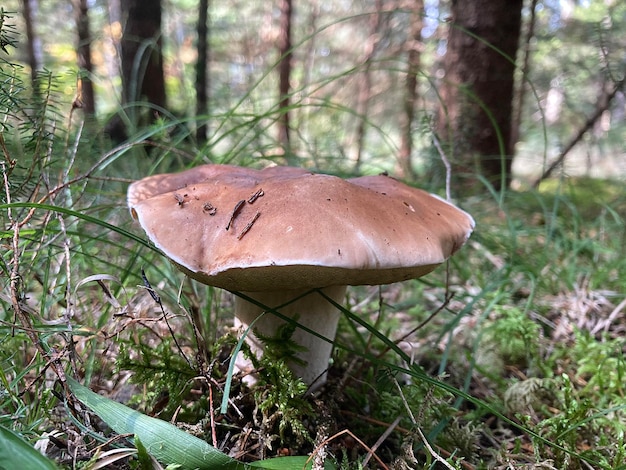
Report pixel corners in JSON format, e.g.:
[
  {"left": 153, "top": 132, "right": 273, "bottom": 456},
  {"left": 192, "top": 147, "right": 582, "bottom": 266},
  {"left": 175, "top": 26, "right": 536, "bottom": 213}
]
[
  {"left": 2, "top": 0, "right": 626, "bottom": 467},
  {"left": 4, "top": 0, "right": 625, "bottom": 190}
]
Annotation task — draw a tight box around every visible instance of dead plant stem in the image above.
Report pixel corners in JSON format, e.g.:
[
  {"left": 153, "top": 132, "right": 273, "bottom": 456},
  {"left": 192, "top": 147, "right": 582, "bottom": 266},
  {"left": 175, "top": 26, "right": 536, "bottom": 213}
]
[{"left": 2, "top": 158, "right": 69, "bottom": 394}]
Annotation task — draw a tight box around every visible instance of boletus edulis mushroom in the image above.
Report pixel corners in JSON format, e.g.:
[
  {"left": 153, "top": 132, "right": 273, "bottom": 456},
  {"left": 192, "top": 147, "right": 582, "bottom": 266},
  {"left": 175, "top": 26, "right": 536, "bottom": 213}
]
[{"left": 127, "top": 164, "right": 474, "bottom": 390}]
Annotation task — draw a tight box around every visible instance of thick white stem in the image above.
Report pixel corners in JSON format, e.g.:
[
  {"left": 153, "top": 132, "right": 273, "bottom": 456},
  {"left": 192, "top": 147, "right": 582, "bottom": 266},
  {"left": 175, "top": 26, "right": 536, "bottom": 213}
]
[{"left": 233, "top": 285, "right": 347, "bottom": 390}]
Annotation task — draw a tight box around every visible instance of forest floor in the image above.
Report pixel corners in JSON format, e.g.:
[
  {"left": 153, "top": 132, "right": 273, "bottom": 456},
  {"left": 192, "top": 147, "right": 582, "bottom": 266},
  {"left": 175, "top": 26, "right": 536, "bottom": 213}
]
[{"left": 3, "top": 175, "right": 626, "bottom": 469}]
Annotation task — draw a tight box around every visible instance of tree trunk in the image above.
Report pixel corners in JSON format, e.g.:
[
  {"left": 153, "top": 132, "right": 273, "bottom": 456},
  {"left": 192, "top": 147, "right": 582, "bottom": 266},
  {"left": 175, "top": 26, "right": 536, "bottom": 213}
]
[
  {"left": 397, "top": 0, "right": 423, "bottom": 181},
  {"left": 72, "top": 0, "right": 96, "bottom": 115},
  {"left": 437, "top": 0, "right": 523, "bottom": 192},
  {"left": 120, "top": 0, "right": 166, "bottom": 109},
  {"left": 353, "top": 0, "right": 383, "bottom": 174},
  {"left": 21, "top": 0, "right": 42, "bottom": 94},
  {"left": 195, "top": 0, "right": 210, "bottom": 144},
  {"left": 277, "top": 0, "right": 293, "bottom": 160}
]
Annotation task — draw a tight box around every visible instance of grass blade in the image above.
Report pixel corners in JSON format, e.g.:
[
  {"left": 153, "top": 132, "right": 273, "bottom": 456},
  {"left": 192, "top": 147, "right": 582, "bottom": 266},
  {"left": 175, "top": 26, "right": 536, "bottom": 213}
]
[
  {"left": 0, "top": 424, "right": 58, "bottom": 470},
  {"left": 248, "top": 455, "right": 335, "bottom": 469},
  {"left": 67, "top": 377, "right": 243, "bottom": 470}
]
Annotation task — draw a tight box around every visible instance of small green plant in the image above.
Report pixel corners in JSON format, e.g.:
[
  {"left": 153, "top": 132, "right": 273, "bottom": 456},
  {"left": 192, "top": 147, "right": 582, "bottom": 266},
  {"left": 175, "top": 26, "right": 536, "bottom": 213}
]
[
  {"left": 251, "top": 322, "right": 314, "bottom": 448},
  {"left": 532, "top": 373, "right": 626, "bottom": 468},
  {"left": 478, "top": 305, "right": 543, "bottom": 376},
  {"left": 116, "top": 336, "right": 198, "bottom": 414},
  {"left": 572, "top": 331, "right": 626, "bottom": 404}
]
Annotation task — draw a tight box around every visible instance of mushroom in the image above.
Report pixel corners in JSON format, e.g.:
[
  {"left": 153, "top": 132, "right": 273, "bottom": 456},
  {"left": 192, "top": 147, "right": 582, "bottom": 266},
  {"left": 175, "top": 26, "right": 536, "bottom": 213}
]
[{"left": 127, "top": 164, "right": 474, "bottom": 389}]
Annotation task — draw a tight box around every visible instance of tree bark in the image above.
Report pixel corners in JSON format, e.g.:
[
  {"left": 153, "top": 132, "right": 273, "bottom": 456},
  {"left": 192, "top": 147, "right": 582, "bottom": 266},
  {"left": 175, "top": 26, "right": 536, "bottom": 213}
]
[
  {"left": 120, "top": 0, "right": 166, "bottom": 109},
  {"left": 397, "top": 0, "right": 423, "bottom": 181},
  {"left": 72, "top": 0, "right": 96, "bottom": 115},
  {"left": 510, "top": 0, "right": 538, "bottom": 148},
  {"left": 437, "top": 0, "right": 523, "bottom": 192},
  {"left": 21, "top": 0, "right": 42, "bottom": 94},
  {"left": 277, "top": 0, "right": 293, "bottom": 160},
  {"left": 353, "top": 0, "right": 383, "bottom": 174},
  {"left": 195, "top": 0, "right": 210, "bottom": 143}
]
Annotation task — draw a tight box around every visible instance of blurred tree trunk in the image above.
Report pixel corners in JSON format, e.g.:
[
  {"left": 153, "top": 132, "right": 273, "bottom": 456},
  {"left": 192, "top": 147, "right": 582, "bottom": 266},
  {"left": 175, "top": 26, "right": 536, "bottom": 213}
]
[
  {"left": 301, "top": 1, "right": 319, "bottom": 138},
  {"left": 511, "top": 0, "right": 538, "bottom": 147},
  {"left": 195, "top": 0, "right": 210, "bottom": 143},
  {"left": 277, "top": 0, "right": 293, "bottom": 161},
  {"left": 21, "top": 0, "right": 42, "bottom": 95},
  {"left": 353, "top": 0, "right": 383, "bottom": 174},
  {"left": 120, "top": 0, "right": 166, "bottom": 110},
  {"left": 72, "top": 0, "right": 95, "bottom": 115},
  {"left": 437, "top": 0, "right": 523, "bottom": 192},
  {"left": 397, "top": 0, "right": 423, "bottom": 181}
]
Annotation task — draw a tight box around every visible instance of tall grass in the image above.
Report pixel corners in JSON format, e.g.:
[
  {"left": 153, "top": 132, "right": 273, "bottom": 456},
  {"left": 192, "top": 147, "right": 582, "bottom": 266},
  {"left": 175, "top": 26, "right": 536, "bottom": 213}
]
[{"left": 4, "top": 114, "right": 626, "bottom": 468}]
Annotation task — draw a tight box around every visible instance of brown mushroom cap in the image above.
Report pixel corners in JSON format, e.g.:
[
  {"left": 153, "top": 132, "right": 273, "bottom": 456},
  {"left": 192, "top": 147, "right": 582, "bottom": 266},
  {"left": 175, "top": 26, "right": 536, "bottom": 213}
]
[{"left": 128, "top": 164, "right": 474, "bottom": 292}]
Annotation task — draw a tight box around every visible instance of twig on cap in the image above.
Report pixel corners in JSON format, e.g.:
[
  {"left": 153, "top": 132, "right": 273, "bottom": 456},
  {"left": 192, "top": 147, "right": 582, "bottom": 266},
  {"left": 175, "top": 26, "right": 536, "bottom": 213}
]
[
  {"left": 226, "top": 199, "right": 246, "bottom": 230},
  {"left": 248, "top": 188, "right": 264, "bottom": 204},
  {"left": 237, "top": 212, "right": 260, "bottom": 240}
]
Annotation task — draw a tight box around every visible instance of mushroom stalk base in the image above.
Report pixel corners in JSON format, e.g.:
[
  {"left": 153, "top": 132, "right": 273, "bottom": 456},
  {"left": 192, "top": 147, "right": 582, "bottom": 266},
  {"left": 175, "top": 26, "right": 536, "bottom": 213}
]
[{"left": 233, "top": 285, "right": 347, "bottom": 390}]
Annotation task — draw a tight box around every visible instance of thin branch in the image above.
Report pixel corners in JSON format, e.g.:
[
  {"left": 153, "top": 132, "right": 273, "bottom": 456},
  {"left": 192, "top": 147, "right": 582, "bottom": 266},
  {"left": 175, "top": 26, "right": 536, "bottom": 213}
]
[
  {"left": 432, "top": 132, "right": 451, "bottom": 201},
  {"left": 308, "top": 429, "right": 388, "bottom": 470},
  {"left": 362, "top": 416, "right": 401, "bottom": 468},
  {"left": 393, "top": 376, "right": 457, "bottom": 470},
  {"left": 417, "top": 427, "right": 457, "bottom": 470},
  {"left": 532, "top": 77, "right": 625, "bottom": 187}
]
